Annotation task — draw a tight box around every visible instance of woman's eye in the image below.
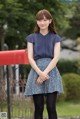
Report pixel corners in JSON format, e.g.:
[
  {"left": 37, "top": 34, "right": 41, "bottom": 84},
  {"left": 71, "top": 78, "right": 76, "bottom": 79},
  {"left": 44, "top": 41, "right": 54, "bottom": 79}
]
[
  {"left": 38, "top": 20, "right": 42, "bottom": 22},
  {"left": 44, "top": 19, "right": 47, "bottom": 21},
  {"left": 37, "top": 19, "right": 48, "bottom": 22}
]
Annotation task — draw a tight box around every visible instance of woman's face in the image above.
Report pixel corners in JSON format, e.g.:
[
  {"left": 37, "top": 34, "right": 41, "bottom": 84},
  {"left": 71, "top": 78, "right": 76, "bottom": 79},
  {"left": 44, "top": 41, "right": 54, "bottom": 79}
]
[{"left": 37, "top": 16, "right": 52, "bottom": 31}]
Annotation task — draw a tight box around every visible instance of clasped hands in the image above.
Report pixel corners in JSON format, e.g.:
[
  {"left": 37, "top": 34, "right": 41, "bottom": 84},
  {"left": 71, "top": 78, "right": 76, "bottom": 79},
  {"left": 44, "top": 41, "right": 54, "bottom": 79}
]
[{"left": 36, "top": 71, "right": 49, "bottom": 85}]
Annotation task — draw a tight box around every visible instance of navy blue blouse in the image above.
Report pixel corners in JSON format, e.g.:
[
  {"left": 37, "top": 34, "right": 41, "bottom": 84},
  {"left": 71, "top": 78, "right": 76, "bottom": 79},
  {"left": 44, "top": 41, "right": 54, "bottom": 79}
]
[{"left": 25, "top": 32, "right": 62, "bottom": 60}]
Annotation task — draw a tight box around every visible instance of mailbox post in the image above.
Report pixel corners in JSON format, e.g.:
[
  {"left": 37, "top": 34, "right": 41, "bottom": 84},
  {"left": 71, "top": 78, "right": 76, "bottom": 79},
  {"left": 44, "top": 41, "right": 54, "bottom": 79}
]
[{"left": 0, "top": 49, "right": 29, "bottom": 119}]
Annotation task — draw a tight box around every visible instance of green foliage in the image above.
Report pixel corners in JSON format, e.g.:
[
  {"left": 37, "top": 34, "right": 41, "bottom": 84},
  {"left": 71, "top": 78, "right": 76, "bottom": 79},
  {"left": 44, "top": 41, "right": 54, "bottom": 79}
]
[
  {"left": 62, "top": 73, "right": 80, "bottom": 100},
  {"left": 0, "top": 0, "right": 70, "bottom": 50},
  {"left": 0, "top": 0, "right": 26, "bottom": 50},
  {"left": 57, "top": 59, "right": 80, "bottom": 75},
  {"left": 64, "top": 3, "right": 80, "bottom": 39},
  {"left": 0, "top": 0, "right": 23, "bottom": 26}
]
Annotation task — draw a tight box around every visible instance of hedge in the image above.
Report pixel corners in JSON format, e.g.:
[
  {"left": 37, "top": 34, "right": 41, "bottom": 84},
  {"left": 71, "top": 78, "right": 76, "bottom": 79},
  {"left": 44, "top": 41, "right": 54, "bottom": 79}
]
[
  {"left": 62, "top": 73, "right": 80, "bottom": 101},
  {"left": 57, "top": 59, "right": 80, "bottom": 75}
]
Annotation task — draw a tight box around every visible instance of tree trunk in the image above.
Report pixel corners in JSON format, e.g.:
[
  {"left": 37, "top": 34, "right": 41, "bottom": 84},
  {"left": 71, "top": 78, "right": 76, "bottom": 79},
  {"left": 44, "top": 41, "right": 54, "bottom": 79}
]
[
  {"left": 0, "top": 27, "right": 6, "bottom": 80},
  {"left": 0, "top": 27, "right": 5, "bottom": 51}
]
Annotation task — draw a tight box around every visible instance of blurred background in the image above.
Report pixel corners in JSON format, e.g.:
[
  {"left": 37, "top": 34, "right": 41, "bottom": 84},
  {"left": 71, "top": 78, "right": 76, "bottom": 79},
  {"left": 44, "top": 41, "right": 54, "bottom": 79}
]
[{"left": 0, "top": 0, "right": 80, "bottom": 119}]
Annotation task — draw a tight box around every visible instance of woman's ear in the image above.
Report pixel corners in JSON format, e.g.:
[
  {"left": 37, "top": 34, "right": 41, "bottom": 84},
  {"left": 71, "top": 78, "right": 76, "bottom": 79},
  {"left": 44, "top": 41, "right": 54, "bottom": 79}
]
[{"left": 49, "top": 19, "right": 52, "bottom": 24}]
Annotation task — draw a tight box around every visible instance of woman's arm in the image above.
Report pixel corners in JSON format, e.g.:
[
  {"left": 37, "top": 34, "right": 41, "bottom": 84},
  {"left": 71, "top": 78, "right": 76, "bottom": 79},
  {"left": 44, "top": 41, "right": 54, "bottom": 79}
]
[
  {"left": 37, "top": 42, "right": 61, "bottom": 84},
  {"left": 27, "top": 42, "right": 41, "bottom": 75},
  {"left": 44, "top": 42, "right": 61, "bottom": 74},
  {"left": 27, "top": 42, "right": 49, "bottom": 79}
]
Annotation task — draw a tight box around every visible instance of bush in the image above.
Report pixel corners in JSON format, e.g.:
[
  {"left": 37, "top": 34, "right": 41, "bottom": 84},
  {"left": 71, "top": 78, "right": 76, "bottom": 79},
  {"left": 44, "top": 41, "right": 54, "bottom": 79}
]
[
  {"left": 62, "top": 73, "right": 80, "bottom": 101},
  {"left": 57, "top": 59, "right": 80, "bottom": 75}
]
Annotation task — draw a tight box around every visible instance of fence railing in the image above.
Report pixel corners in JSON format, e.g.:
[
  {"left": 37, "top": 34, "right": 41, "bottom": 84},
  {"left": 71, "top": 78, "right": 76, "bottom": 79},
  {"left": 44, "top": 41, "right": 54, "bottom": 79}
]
[{"left": 0, "top": 79, "right": 34, "bottom": 119}]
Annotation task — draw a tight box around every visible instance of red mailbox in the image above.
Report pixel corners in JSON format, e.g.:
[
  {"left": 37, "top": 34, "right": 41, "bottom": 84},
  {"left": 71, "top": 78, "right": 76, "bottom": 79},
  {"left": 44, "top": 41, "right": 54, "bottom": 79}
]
[{"left": 0, "top": 49, "right": 29, "bottom": 65}]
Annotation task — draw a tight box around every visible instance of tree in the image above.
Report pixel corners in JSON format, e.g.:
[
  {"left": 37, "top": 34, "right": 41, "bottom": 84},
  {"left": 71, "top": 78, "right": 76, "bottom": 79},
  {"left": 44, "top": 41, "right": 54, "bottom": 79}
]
[
  {"left": 0, "top": 0, "right": 27, "bottom": 50},
  {"left": 9, "top": 0, "right": 70, "bottom": 48},
  {"left": 19, "top": 0, "right": 69, "bottom": 35},
  {"left": 64, "top": 3, "right": 80, "bottom": 39},
  {"left": 0, "top": 0, "right": 27, "bottom": 79}
]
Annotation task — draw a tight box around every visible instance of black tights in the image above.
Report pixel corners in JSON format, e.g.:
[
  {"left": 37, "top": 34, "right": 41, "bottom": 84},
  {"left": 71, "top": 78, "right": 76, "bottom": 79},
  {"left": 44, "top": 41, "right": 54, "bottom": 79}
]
[{"left": 33, "top": 92, "right": 57, "bottom": 119}]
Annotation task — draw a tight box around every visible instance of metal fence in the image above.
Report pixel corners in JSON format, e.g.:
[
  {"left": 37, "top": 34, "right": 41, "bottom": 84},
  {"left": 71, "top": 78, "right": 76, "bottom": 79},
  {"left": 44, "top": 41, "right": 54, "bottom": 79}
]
[{"left": 0, "top": 79, "right": 34, "bottom": 119}]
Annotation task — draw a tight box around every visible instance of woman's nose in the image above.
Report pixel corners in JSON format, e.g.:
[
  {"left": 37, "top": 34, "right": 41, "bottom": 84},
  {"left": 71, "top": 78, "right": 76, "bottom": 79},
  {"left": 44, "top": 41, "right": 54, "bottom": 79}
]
[{"left": 41, "top": 20, "right": 44, "bottom": 24}]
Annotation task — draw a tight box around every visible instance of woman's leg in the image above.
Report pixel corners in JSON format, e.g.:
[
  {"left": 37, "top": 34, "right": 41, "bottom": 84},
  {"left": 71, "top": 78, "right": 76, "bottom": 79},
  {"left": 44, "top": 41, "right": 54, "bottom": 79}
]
[
  {"left": 46, "top": 91, "right": 58, "bottom": 119},
  {"left": 33, "top": 94, "right": 44, "bottom": 119}
]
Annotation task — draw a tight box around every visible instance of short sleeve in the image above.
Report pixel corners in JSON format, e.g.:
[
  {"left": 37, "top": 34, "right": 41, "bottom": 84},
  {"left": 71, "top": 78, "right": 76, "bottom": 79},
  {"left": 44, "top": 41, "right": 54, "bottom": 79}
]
[
  {"left": 55, "top": 34, "right": 63, "bottom": 43},
  {"left": 25, "top": 34, "right": 34, "bottom": 43}
]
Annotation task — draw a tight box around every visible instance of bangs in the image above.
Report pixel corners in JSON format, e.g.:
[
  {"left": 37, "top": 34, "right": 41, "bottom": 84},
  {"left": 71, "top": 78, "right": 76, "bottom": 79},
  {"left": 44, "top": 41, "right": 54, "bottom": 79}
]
[
  {"left": 36, "top": 9, "right": 52, "bottom": 20},
  {"left": 34, "top": 9, "right": 57, "bottom": 33}
]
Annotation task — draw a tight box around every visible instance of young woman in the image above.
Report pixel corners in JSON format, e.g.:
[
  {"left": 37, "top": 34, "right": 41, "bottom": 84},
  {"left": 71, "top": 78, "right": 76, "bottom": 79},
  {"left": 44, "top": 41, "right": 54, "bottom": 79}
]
[{"left": 24, "top": 9, "right": 64, "bottom": 119}]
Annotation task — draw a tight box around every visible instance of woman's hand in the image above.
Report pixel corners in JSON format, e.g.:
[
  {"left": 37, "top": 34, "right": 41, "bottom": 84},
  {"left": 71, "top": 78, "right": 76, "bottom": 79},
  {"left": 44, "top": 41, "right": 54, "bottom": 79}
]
[
  {"left": 39, "top": 71, "right": 49, "bottom": 81},
  {"left": 36, "top": 72, "right": 49, "bottom": 85},
  {"left": 36, "top": 77, "right": 43, "bottom": 85}
]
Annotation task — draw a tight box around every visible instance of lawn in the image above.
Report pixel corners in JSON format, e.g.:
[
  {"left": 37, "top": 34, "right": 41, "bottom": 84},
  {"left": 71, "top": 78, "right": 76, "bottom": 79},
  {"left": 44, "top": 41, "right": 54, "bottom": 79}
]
[
  {"left": 0, "top": 100, "right": 80, "bottom": 118},
  {"left": 43, "top": 101, "right": 80, "bottom": 117}
]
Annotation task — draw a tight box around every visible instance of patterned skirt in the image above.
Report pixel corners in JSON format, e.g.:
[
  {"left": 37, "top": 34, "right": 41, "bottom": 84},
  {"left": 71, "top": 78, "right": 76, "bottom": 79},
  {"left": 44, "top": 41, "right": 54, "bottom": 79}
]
[{"left": 24, "top": 58, "right": 64, "bottom": 96}]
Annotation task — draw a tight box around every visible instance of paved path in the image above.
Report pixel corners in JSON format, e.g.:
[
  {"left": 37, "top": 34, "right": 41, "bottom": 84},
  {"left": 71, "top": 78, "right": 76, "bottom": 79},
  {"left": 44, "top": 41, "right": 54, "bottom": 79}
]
[
  {"left": 15, "top": 116, "right": 80, "bottom": 119},
  {"left": 44, "top": 117, "right": 80, "bottom": 119},
  {"left": 60, "top": 116, "right": 80, "bottom": 119}
]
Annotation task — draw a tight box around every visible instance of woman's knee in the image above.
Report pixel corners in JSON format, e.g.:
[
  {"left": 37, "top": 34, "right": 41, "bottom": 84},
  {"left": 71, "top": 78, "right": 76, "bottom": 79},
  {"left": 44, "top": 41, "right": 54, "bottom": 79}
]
[
  {"left": 46, "top": 104, "right": 56, "bottom": 113},
  {"left": 35, "top": 104, "right": 44, "bottom": 113}
]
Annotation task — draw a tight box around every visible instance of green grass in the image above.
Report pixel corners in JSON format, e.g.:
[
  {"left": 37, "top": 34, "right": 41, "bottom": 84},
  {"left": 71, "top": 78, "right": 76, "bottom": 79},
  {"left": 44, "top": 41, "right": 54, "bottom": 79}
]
[
  {"left": 43, "top": 101, "right": 80, "bottom": 117},
  {"left": 1, "top": 100, "right": 80, "bottom": 117}
]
